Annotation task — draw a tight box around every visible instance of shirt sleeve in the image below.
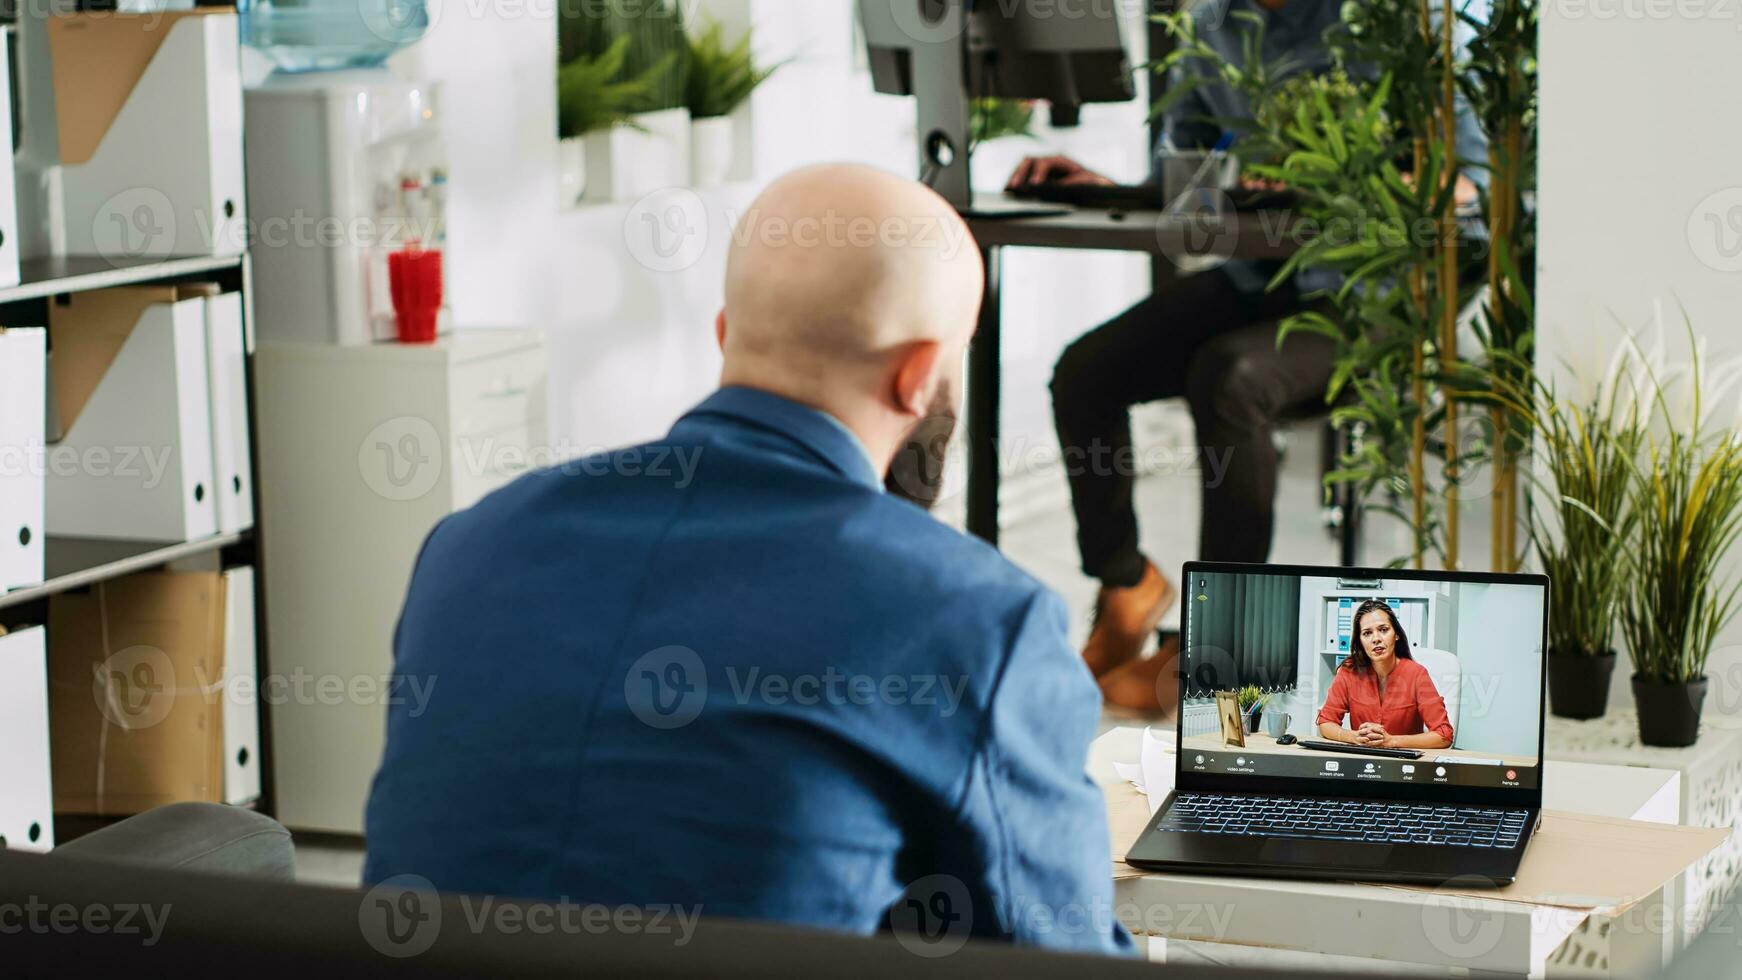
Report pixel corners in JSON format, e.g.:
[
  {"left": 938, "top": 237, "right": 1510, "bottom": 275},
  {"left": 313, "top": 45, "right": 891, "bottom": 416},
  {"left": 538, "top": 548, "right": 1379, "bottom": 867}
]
[
  {"left": 954, "top": 589, "right": 1137, "bottom": 956},
  {"left": 1316, "top": 668, "right": 1351, "bottom": 728},
  {"left": 1415, "top": 666, "right": 1456, "bottom": 743}
]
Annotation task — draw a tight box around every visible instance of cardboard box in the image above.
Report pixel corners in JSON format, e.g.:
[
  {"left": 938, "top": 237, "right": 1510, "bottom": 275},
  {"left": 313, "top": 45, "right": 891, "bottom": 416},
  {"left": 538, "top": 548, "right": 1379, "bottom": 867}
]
[
  {"left": 48, "top": 570, "right": 226, "bottom": 816},
  {"left": 46, "top": 10, "right": 245, "bottom": 258},
  {"left": 46, "top": 285, "right": 220, "bottom": 542}
]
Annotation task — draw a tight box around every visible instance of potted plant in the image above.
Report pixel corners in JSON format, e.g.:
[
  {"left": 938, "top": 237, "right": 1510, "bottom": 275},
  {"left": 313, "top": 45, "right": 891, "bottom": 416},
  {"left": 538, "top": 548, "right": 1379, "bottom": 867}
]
[
  {"left": 1617, "top": 336, "right": 1742, "bottom": 747},
  {"left": 1529, "top": 381, "right": 1643, "bottom": 719},
  {"left": 559, "top": 0, "right": 691, "bottom": 204},
  {"left": 684, "top": 18, "right": 782, "bottom": 188},
  {"left": 1238, "top": 685, "right": 1269, "bottom": 735},
  {"left": 556, "top": 36, "right": 656, "bottom": 207}
]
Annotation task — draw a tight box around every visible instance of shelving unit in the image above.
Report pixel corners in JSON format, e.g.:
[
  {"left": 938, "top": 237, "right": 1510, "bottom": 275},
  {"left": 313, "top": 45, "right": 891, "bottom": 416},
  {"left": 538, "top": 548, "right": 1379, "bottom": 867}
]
[
  {"left": 0, "top": 532, "right": 247, "bottom": 612},
  {"left": 0, "top": 251, "right": 270, "bottom": 835}
]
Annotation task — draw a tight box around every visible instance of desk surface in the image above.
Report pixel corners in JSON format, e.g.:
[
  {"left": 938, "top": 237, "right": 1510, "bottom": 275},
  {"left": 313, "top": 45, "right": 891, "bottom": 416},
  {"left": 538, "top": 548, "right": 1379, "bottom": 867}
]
[{"left": 964, "top": 196, "right": 1300, "bottom": 260}]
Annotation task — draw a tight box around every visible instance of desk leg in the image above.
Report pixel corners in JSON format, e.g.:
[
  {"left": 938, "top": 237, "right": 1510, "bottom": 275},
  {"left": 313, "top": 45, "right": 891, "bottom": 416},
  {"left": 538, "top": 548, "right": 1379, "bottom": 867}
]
[{"left": 967, "top": 244, "right": 1002, "bottom": 545}]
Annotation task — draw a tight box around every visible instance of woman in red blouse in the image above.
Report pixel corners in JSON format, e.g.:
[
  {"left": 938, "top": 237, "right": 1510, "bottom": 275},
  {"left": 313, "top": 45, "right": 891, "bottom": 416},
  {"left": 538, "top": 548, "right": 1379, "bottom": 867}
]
[{"left": 1316, "top": 599, "right": 1454, "bottom": 749}]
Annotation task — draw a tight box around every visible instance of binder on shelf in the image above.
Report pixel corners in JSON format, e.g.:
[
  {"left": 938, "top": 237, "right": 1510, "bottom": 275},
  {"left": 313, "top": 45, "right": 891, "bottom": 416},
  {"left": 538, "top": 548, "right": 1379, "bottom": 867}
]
[
  {"left": 0, "top": 30, "right": 22, "bottom": 289},
  {"left": 0, "top": 626, "right": 54, "bottom": 852},
  {"left": 46, "top": 10, "right": 246, "bottom": 259},
  {"left": 49, "top": 570, "right": 226, "bottom": 816},
  {"left": 221, "top": 565, "right": 260, "bottom": 805},
  {"left": 204, "top": 291, "right": 254, "bottom": 533},
  {"left": 46, "top": 285, "right": 219, "bottom": 542},
  {"left": 0, "top": 328, "right": 45, "bottom": 591}
]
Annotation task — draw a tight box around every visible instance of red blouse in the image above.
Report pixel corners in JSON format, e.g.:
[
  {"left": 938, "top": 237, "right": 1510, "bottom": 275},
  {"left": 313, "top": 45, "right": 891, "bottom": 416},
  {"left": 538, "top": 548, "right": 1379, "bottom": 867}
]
[{"left": 1316, "top": 657, "right": 1454, "bottom": 743}]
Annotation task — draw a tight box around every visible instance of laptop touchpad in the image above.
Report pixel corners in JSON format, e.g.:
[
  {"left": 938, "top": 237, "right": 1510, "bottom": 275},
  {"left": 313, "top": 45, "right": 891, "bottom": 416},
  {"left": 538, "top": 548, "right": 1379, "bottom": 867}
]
[{"left": 1259, "top": 840, "right": 1393, "bottom": 868}]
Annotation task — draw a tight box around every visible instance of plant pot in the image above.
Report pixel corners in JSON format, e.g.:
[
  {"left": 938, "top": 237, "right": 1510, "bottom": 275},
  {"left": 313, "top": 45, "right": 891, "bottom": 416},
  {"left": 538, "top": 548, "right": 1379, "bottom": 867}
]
[
  {"left": 581, "top": 107, "right": 693, "bottom": 205},
  {"left": 1547, "top": 650, "right": 1617, "bottom": 720},
  {"left": 558, "top": 137, "right": 588, "bottom": 209},
  {"left": 691, "top": 116, "right": 735, "bottom": 189},
  {"left": 1632, "top": 675, "right": 1708, "bottom": 748}
]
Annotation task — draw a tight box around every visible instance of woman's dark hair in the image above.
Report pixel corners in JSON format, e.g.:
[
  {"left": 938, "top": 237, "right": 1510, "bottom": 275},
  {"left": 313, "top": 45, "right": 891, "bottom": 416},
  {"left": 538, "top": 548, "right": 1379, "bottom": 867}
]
[{"left": 1343, "top": 599, "right": 1413, "bottom": 674}]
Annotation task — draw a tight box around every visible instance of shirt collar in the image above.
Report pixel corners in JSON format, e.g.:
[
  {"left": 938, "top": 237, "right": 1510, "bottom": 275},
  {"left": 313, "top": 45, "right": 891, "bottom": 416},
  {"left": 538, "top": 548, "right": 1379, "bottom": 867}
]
[{"left": 677, "top": 386, "right": 884, "bottom": 491}]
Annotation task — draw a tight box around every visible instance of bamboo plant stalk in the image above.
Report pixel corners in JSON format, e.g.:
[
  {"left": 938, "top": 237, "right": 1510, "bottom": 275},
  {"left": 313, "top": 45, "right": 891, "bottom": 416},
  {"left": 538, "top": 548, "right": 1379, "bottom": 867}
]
[{"left": 1439, "top": 0, "right": 1461, "bottom": 571}]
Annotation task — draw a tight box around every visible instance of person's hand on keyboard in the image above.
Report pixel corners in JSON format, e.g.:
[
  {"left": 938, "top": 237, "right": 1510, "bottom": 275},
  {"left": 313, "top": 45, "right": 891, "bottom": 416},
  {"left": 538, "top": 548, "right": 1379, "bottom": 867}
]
[{"left": 1006, "top": 155, "right": 1114, "bottom": 190}]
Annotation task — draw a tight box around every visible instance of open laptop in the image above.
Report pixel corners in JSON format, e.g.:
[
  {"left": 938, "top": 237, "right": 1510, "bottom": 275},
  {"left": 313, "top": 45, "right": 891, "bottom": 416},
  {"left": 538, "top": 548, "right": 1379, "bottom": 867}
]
[{"left": 1125, "top": 562, "right": 1551, "bottom": 886}]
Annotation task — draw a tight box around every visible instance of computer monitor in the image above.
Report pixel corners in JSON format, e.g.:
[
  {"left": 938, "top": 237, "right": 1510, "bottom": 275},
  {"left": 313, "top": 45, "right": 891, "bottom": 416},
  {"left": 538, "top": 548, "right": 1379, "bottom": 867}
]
[
  {"left": 857, "top": 0, "right": 1137, "bottom": 213},
  {"left": 1177, "top": 563, "right": 1549, "bottom": 807}
]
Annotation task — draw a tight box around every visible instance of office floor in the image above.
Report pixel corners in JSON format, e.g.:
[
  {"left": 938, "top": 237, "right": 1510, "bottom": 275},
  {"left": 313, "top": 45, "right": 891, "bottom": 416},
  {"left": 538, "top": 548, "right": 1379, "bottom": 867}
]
[{"left": 291, "top": 422, "right": 1435, "bottom": 888}]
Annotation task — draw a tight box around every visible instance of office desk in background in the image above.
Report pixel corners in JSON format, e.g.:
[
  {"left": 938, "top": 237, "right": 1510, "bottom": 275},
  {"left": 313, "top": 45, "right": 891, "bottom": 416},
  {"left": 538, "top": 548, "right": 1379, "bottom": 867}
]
[{"left": 961, "top": 200, "right": 1302, "bottom": 547}]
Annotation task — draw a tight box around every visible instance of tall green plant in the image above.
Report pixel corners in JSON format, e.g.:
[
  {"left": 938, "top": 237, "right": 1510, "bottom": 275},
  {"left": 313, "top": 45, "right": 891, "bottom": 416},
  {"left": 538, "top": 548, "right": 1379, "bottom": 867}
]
[
  {"left": 559, "top": 0, "right": 689, "bottom": 114},
  {"left": 1155, "top": 2, "right": 1537, "bottom": 572},
  {"left": 1619, "top": 336, "right": 1742, "bottom": 684},
  {"left": 684, "top": 18, "right": 781, "bottom": 120},
  {"left": 1527, "top": 378, "right": 1643, "bottom": 660}
]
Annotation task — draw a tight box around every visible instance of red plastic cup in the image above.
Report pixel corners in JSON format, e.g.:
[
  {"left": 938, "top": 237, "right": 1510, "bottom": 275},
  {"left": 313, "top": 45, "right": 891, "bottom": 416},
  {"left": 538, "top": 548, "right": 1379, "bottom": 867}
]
[{"left": 389, "top": 248, "right": 444, "bottom": 344}]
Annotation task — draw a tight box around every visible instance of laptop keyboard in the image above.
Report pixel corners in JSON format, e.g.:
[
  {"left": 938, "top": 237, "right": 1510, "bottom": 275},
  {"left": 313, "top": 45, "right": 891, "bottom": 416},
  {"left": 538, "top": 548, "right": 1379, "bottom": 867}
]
[{"left": 1158, "top": 793, "right": 1532, "bottom": 848}]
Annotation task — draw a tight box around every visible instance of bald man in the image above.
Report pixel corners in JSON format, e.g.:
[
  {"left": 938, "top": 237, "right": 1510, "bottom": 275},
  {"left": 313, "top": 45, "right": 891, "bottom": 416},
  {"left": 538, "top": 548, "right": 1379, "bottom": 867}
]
[{"left": 364, "top": 165, "right": 1133, "bottom": 956}]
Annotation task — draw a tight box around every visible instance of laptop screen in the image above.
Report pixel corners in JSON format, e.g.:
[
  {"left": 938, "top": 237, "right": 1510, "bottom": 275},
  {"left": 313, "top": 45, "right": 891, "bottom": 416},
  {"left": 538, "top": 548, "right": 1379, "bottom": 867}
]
[{"left": 1178, "top": 564, "right": 1548, "bottom": 792}]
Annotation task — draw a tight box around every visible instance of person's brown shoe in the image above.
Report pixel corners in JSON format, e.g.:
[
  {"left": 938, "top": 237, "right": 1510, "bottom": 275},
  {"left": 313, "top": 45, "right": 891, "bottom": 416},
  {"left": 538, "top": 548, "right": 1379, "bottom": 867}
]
[
  {"left": 1099, "top": 633, "right": 1182, "bottom": 717},
  {"left": 1081, "top": 561, "right": 1176, "bottom": 678}
]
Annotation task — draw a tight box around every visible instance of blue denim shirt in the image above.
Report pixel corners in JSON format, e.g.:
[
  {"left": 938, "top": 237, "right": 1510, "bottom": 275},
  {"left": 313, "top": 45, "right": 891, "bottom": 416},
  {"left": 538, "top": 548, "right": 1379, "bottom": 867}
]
[
  {"left": 1159, "top": 0, "right": 1490, "bottom": 293},
  {"left": 364, "top": 387, "right": 1135, "bottom": 956}
]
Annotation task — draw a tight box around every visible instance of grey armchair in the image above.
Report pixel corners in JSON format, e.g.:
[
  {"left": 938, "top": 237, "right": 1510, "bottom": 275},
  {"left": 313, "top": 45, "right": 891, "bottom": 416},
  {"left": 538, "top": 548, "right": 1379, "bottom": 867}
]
[{"left": 52, "top": 803, "right": 295, "bottom": 881}]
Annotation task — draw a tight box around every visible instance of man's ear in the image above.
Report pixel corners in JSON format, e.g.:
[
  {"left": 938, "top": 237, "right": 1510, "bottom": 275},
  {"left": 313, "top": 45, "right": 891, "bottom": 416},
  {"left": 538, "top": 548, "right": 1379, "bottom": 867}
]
[
  {"left": 890, "top": 339, "right": 944, "bottom": 419},
  {"left": 714, "top": 310, "right": 729, "bottom": 353}
]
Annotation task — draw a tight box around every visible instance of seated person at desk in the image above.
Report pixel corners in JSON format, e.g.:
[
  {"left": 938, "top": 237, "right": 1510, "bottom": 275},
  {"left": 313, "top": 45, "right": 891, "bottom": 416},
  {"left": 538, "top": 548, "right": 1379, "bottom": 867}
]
[
  {"left": 364, "top": 164, "right": 1132, "bottom": 956},
  {"left": 1316, "top": 600, "right": 1454, "bottom": 750},
  {"left": 1006, "top": 0, "right": 1485, "bottom": 713}
]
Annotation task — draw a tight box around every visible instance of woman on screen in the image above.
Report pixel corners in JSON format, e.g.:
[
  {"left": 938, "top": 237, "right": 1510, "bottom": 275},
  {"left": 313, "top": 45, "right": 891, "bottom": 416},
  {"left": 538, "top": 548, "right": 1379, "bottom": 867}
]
[{"left": 1316, "top": 599, "right": 1454, "bottom": 750}]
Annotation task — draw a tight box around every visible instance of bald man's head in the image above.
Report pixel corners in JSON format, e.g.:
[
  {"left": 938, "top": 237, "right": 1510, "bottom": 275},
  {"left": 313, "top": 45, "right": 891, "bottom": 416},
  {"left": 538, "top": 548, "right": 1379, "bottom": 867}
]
[{"left": 716, "top": 165, "right": 983, "bottom": 474}]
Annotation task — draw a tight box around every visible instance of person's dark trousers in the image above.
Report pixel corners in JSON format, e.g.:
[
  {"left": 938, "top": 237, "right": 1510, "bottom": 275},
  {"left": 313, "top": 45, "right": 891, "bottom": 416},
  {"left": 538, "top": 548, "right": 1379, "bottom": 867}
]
[{"left": 1050, "top": 267, "right": 1336, "bottom": 587}]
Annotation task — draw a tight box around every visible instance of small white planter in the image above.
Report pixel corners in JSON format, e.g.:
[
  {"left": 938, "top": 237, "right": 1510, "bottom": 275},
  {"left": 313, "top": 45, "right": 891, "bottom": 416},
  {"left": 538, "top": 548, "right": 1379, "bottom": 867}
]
[
  {"left": 581, "top": 107, "right": 693, "bottom": 205},
  {"left": 558, "top": 137, "right": 588, "bottom": 209},
  {"left": 690, "top": 116, "right": 736, "bottom": 189}
]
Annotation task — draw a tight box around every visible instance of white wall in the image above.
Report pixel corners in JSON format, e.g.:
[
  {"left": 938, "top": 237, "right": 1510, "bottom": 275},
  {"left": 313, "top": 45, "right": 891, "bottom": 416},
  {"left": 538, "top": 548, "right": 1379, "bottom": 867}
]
[
  {"left": 1538, "top": 11, "right": 1742, "bottom": 716},
  {"left": 394, "top": 0, "right": 562, "bottom": 335}
]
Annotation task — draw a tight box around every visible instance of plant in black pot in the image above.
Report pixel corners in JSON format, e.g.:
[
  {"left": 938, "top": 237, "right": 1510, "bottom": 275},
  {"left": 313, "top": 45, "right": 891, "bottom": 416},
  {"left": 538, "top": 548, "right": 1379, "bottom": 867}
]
[
  {"left": 1238, "top": 685, "right": 1269, "bottom": 735},
  {"left": 1617, "top": 334, "right": 1742, "bottom": 747},
  {"left": 1529, "top": 382, "right": 1643, "bottom": 719}
]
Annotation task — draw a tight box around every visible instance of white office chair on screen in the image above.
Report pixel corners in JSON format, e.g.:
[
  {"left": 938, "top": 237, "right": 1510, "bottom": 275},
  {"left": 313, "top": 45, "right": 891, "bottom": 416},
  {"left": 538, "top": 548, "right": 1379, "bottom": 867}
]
[{"left": 1410, "top": 647, "right": 1462, "bottom": 748}]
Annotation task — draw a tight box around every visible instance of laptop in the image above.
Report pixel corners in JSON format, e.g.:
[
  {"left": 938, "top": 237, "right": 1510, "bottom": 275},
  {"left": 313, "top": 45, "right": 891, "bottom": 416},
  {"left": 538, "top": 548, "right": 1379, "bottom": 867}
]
[{"left": 1125, "top": 562, "right": 1551, "bottom": 886}]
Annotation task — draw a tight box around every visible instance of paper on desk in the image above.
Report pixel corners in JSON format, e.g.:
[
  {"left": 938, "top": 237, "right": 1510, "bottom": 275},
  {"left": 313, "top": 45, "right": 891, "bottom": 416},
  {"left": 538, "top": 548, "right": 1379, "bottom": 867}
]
[{"left": 1109, "top": 728, "right": 1178, "bottom": 816}]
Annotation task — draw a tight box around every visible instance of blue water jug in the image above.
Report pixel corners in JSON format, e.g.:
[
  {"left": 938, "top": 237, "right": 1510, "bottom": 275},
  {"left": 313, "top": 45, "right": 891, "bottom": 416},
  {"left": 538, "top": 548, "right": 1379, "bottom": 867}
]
[{"left": 239, "top": 0, "right": 429, "bottom": 73}]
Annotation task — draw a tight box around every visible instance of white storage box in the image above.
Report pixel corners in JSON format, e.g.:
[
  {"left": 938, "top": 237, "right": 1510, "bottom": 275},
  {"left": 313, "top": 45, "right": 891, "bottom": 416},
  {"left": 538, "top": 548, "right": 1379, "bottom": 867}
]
[
  {"left": 47, "top": 10, "right": 245, "bottom": 258},
  {"left": 0, "top": 626, "right": 54, "bottom": 852},
  {"left": 204, "top": 291, "right": 254, "bottom": 532},
  {"left": 47, "top": 286, "right": 219, "bottom": 542},
  {"left": 221, "top": 565, "right": 261, "bottom": 805},
  {"left": 0, "top": 327, "right": 46, "bottom": 591}
]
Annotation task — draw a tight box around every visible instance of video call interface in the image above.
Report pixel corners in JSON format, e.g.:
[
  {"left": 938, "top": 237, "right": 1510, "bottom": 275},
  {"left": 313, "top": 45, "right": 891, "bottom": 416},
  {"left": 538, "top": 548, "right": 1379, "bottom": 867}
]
[{"left": 1180, "top": 570, "right": 1547, "bottom": 790}]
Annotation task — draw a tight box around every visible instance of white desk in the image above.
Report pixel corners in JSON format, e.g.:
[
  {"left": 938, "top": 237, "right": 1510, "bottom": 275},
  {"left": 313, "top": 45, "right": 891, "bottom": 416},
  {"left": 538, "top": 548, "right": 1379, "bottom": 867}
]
[{"left": 1092, "top": 727, "right": 1683, "bottom": 977}]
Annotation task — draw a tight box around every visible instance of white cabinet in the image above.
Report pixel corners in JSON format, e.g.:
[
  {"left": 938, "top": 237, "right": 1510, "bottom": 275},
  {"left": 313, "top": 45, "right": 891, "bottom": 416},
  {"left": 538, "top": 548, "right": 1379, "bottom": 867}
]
[{"left": 256, "top": 332, "right": 546, "bottom": 833}]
